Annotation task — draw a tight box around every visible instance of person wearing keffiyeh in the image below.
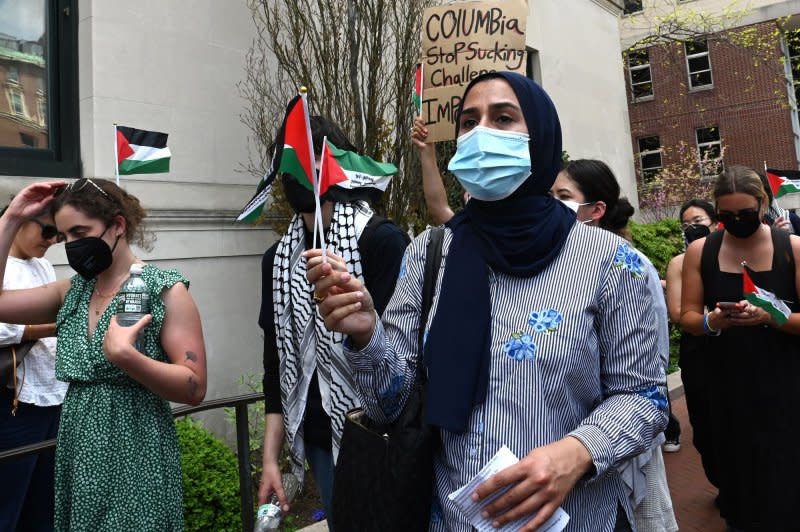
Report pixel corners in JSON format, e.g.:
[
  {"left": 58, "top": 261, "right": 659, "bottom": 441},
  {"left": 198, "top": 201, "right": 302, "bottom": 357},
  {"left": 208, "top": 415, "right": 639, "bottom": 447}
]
[{"left": 256, "top": 116, "right": 409, "bottom": 529}]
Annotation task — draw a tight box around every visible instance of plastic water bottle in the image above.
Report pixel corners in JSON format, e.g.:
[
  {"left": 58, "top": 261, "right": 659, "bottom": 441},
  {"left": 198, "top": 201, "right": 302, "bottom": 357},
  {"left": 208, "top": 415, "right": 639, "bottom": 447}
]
[
  {"left": 254, "top": 496, "right": 282, "bottom": 531},
  {"left": 254, "top": 473, "right": 301, "bottom": 531},
  {"left": 116, "top": 264, "right": 150, "bottom": 351}
]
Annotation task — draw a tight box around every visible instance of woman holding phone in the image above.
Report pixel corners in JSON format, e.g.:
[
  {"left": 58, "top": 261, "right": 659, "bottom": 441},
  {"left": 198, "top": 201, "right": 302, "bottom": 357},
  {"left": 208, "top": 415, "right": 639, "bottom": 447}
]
[{"left": 680, "top": 165, "right": 800, "bottom": 530}]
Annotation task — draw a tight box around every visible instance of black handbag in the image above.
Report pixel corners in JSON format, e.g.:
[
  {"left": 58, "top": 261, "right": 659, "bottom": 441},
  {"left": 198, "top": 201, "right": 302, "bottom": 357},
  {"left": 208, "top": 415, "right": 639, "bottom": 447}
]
[{"left": 331, "top": 227, "right": 444, "bottom": 532}]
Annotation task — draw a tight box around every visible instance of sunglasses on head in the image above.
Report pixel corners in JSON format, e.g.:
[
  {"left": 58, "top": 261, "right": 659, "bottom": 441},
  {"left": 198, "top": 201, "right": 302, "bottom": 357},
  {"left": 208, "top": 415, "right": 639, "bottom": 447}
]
[
  {"left": 57, "top": 178, "right": 109, "bottom": 198},
  {"left": 31, "top": 219, "right": 65, "bottom": 243}
]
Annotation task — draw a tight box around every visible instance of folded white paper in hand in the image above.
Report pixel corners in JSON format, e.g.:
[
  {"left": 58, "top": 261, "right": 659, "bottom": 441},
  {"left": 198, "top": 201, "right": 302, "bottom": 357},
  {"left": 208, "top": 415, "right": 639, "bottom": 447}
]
[{"left": 447, "top": 445, "right": 570, "bottom": 532}]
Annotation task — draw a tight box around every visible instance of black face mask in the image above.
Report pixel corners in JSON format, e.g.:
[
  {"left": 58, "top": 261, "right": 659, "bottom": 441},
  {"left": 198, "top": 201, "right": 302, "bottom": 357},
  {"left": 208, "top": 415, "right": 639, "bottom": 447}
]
[
  {"left": 64, "top": 228, "right": 119, "bottom": 279},
  {"left": 683, "top": 223, "right": 711, "bottom": 244},
  {"left": 282, "top": 173, "right": 317, "bottom": 214},
  {"left": 718, "top": 210, "right": 761, "bottom": 239}
]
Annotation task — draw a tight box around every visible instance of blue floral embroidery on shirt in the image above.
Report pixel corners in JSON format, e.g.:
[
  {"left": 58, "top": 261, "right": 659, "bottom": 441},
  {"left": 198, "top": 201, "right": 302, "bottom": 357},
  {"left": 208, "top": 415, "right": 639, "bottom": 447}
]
[
  {"left": 637, "top": 385, "right": 668, "bottom": 411},
  {"left": 528, "top": 308, "right": 563, "bottom": 334},
  {"left": 613, "top": 243, "right": 644, "bottom": 277},
  {"left": 379, "top": 375, "right": 405, "bottom": 418},
  {"left": 398, "top": 254, "right": 407, "bottom": 280},
  {"left": 503, "top": 333, "right": 536, "bottom": 361}
]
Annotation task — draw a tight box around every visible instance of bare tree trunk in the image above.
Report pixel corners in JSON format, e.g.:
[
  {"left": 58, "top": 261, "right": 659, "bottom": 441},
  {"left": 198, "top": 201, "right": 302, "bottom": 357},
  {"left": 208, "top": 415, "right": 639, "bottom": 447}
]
[{"left": 347, "top": 0, "right": 364, "bottom": 150}]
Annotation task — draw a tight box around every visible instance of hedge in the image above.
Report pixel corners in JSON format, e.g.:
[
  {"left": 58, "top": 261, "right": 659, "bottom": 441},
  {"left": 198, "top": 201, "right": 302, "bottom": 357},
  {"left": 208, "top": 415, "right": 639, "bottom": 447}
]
[{"left": 176, "top": 417, "right": 241, "bottom": 532}]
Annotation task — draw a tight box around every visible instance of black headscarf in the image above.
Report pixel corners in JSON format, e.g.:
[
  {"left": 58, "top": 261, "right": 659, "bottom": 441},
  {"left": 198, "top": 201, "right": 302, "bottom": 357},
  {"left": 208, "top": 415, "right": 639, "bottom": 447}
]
[{"left": 423, "top": 71, "right": 575, "bottom": 433}]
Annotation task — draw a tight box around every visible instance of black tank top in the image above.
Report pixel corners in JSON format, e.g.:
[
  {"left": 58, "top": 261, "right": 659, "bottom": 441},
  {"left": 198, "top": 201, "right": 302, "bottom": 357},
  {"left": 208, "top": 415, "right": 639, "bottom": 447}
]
[{"left": 700, "top": 227, "right": 798, "bottom": 318}]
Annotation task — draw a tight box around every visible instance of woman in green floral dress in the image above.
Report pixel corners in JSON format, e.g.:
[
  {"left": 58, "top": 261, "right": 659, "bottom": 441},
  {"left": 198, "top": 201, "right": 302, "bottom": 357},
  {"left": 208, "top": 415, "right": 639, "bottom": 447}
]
[{"left": 0, "top": 179, "right": 207, "bottom": 531}]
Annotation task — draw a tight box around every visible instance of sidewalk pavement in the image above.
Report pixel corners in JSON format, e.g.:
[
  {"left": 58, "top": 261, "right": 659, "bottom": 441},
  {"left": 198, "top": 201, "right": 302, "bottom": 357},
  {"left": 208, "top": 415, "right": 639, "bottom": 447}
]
[{"left": 299, "top": 371, "right": 723, "bottom": 532}]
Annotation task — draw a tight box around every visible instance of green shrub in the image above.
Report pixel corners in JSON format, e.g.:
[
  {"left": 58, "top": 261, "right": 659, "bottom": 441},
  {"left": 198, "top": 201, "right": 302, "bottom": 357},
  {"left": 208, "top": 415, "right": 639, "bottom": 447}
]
[
  {"left": 629, "top": 218, "right": 684, "bottom": 277},
  {"left": 628, "top": 219, "right": 686, "bottom": 375},
  {"left": 176, "top": 417, "right": 241, "bottom": 532}
]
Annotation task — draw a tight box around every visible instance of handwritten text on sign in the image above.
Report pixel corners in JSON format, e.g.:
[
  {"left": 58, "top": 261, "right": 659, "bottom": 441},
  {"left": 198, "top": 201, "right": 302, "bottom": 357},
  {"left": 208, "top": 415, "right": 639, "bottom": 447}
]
[{"left": 420, "top": 0, "right": 528, "bottom": 142}]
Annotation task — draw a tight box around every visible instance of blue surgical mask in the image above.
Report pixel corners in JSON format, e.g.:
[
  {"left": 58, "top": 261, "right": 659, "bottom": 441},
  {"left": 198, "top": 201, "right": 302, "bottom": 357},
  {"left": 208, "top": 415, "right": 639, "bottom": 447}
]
[{"left": 447, "top": 126, "right": 531, "bottom": 201}]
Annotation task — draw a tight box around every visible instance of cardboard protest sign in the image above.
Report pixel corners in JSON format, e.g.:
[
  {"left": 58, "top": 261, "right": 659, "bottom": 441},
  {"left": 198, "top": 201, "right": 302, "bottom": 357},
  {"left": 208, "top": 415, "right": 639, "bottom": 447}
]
[{"left": 419, "top": 0, "right": 529, "bottom": 142}]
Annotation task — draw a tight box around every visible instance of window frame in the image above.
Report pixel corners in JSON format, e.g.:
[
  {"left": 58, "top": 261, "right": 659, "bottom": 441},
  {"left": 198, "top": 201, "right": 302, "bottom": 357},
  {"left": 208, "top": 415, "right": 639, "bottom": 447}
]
[
  {"left": 684, "top": 39, "right": 713, "bottom": 90},
  {"left": 627, "top": 48, "right": 654, "bottom": 101},
  {"left": 638, "top": 135, "right": 663, "bottom": 182},
  {"left": 785, "top": 30, "right": 800, "bottom": 110},
  {"left": 695, "top": 126, "right": 723, "bottom": 177},
  {"left": 0, "top": 0, "right": 80, "bottom": 177},
  {"left": 623, "top": 0, "right": 644, "bottom": 15}
]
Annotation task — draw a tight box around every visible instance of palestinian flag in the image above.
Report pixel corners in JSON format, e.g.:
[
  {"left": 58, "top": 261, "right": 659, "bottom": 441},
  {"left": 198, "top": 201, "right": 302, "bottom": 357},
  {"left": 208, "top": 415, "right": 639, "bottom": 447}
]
[
  {"left": 766, "top": 168, "right": 800, "bottom": 198},
  {"left": 236, "top": 94, "right": 316, "bottom": 222},
  {"left": 319, "top": 139, "right": 348, "bottom": 196},
  {"left": 413, "top": 63, "right": 424, "bottom": 115},
  {"left": 743, "top": 267, "right": 791, "bottom": 326},
  {"left": 116, "top": 126, "right": 171, "bottom": 175},
  {"left": 273, "top": 94, "right": 316, "bottom": 191},
  {"left": 322, "top": 141, "right": 398, "bottom": 204}
]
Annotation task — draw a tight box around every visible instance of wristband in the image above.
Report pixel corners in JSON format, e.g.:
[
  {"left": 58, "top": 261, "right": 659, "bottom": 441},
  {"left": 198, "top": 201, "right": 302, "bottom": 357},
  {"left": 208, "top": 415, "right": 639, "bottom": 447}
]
[{"left": 703, "top": 314, "right": 721, "bottom": 336}]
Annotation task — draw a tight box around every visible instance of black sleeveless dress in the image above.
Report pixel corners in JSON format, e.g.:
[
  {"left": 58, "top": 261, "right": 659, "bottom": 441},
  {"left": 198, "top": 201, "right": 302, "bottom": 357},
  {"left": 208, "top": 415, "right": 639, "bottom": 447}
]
[
  {"left": 700, "top": 228, "right": 800, "bottom": 530},
  {"left": 678, "top": 331, "right": 717, "bottom": 486}
]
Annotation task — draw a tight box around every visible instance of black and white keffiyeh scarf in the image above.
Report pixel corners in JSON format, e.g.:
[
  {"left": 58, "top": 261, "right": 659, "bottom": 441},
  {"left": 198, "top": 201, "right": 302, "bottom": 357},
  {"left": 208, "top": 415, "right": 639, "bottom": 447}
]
[{"left": 272, "top": 201, "right": 374, "bottom": 478}]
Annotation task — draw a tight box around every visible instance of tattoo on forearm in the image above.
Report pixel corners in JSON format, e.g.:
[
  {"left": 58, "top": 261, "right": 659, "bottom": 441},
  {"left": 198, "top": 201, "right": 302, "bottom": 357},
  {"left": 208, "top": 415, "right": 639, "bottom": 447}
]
[
  {"left": 185, "top": 351, "right": 197, "bottom": 363},
  {"left": 188, "top": 375, "right": 198, "bottom": 398}
]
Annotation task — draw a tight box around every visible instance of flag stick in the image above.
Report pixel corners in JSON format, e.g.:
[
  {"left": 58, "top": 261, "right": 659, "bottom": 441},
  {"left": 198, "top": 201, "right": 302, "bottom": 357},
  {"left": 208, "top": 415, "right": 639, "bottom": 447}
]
[
  {"left": 299, "top": 87, "right": 326, "bottom": 262},
  {"left": 113, "top": 123, "right": 120, "bottom": 186},
  {"left": 316, "top": 137, "right": 328, "bottom": 263},
  {"left": 764, "top": 160, "right": 768, "bottom": 175}
]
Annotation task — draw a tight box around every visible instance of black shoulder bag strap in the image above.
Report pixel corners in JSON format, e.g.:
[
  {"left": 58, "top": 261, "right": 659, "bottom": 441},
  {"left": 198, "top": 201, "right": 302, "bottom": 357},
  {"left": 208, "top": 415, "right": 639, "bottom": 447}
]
[{"left": 417, "top": 227, "right": 444, "bottom": 384}]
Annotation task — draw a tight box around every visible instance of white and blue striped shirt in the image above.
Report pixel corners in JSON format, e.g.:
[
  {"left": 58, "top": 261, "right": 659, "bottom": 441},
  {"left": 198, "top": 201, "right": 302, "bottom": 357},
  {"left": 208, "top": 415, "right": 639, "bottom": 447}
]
[{"left": 345, "top": 222, "right": 668, "bottom": 531}]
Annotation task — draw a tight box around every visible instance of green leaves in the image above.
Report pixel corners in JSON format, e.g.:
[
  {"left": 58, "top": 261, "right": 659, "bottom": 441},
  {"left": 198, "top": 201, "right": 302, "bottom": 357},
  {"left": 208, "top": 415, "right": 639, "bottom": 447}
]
[{"left": 176, "top": 417, "right": 242, "bottom": 532}]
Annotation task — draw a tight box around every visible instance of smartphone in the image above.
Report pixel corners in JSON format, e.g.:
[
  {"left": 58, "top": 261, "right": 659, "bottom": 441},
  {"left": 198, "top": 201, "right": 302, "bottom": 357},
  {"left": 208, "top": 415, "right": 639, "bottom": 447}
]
[{"left": 716, "top": 301, "right": 743, "bottom": 313}]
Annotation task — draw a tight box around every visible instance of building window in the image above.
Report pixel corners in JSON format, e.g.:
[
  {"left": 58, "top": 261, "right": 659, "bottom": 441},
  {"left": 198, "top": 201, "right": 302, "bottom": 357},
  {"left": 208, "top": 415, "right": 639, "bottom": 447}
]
[
  {"left": 6, "top": 65, "right": 20, "bottom": 84},
  {"left": 8, "top": 91, "right": 24, "bottom": 116},
  {"left": 638, "top": 136, "right": 662, "bottom": 182},
  {"left": 0, "top": 0, "right": 80, "bottom": 177},
  {"left": 37, "top": 98, "right": 46, "bottom": 124},
  {"left": 624, "top": 1, "right": 643, "bottom": 15},
  {"left": 685, "top": 40, "right": 713, "bottom": 89},
  {"left": 628, "top": 49, "right": 653, "bottom": 100},
  {"left": 696, "top": 126, "right": 723, "bottom": 176},
  {"left": 19, "top": 133, "right": 37, "bottom": 147}
]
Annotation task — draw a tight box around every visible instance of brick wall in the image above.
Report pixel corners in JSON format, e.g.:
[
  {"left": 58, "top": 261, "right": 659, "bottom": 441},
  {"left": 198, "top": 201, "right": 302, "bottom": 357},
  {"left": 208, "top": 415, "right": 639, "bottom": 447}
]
[{"left": 626, "top": 21, "right": 798, "bottom": 185}]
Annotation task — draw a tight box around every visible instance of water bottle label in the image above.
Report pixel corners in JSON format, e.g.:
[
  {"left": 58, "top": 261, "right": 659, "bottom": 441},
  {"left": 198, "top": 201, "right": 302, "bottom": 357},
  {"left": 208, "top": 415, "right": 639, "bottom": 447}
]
[
  {"left": 121, "top": 292, "right": 150, "bottom": 313},
  {"left": 257, "top": 503, "right": 280, "bottom": 519}
]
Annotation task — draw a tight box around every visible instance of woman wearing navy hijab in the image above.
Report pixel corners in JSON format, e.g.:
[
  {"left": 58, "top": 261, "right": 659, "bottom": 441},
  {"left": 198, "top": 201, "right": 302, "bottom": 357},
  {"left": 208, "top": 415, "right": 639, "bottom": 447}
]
[{"left": 306, "top": 72, "right": 667, "bottom": 531}]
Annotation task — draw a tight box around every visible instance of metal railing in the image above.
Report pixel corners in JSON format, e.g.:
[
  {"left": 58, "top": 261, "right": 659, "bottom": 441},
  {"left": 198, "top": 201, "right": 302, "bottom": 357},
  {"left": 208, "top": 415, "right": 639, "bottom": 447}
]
[{"left": 0, "top": 392, "right": 265, "bottom": 532}]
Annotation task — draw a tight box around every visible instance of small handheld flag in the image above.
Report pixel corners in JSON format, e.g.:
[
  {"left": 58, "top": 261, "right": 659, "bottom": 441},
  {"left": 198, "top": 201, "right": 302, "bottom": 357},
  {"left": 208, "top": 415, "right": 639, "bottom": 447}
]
[
  {"left": 235, "top": 92, "right": 317, "bottom": 223},
  {"left": 116, "top": 126, "right": 171, "bottom": 176},
  {"left": 742, "top": 266, "right": 791, "bottom": 326},
  {"left": 320, "top": 142, "right": 397, "bottom": 205},
  {"left": 413, "top": 63, "right": 424, "bottom": 116},
  {"left": 766, "top": 168, "right": 800, "bottom": 198},
  {"left": 319, "top": 139, "right": 349, "bottom": 196}
]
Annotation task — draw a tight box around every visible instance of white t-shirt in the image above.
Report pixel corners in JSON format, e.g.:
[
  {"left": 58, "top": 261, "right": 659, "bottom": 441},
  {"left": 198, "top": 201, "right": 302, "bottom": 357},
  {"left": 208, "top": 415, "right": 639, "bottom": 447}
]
[{"left": 1, "top": 256, "right": 67, "bottom": 406}]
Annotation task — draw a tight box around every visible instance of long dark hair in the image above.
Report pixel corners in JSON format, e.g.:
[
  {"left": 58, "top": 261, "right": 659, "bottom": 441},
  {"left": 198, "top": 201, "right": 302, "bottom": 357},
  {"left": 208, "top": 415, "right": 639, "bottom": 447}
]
[{"left": 561, "top": 159, "right": 634, "bottom": 236}]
